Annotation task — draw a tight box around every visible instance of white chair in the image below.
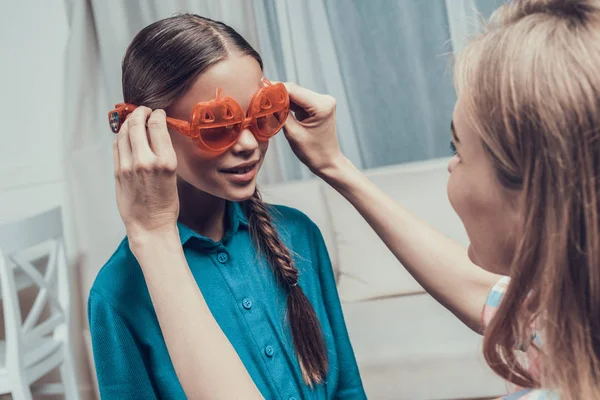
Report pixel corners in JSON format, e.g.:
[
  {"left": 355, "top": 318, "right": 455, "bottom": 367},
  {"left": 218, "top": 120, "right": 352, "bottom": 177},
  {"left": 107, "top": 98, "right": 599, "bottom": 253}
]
[{"left": 0, "top": 208, "right": 79, "bottom": 400}]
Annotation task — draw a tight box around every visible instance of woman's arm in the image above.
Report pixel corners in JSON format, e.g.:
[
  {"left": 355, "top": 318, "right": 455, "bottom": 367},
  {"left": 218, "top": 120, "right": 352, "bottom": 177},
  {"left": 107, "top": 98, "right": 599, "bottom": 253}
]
[
  {"left": 283, "top": 83, "right": 500, "bottom": 333},
  {"left": 113, "top": 106, "right": 262, "bottom": 400},
  {"left": 321, "top": 157, "right": 499, "bottom": 333}
]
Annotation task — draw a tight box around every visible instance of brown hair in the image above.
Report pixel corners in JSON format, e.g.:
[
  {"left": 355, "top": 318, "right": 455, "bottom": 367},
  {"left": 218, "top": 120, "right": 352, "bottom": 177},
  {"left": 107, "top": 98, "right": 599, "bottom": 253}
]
[
  {"left": 455, "top": 0, "right": 600, "bottom": 397},
  {"left": 121, "top": 14, "right": 327, "bottom": 386}
]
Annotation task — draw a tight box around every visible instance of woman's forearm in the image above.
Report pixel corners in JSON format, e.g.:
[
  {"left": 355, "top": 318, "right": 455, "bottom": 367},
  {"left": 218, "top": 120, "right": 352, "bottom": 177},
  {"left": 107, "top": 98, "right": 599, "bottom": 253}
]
[
  {"left": 129, "top": 229, "right": 263, "bottom": 400},
  {"left": 319, "top": 157, "right": 500, "bottom": 333}
]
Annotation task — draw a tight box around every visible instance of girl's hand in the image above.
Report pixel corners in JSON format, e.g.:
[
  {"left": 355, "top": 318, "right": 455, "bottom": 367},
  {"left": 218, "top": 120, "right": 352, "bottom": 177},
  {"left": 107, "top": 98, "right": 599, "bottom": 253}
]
[
  {"left": 113, "top": 106, "right": 179, "bottom": 243},
  {"left": 112, "top": 109, "right": 263, "bottom": 400}
]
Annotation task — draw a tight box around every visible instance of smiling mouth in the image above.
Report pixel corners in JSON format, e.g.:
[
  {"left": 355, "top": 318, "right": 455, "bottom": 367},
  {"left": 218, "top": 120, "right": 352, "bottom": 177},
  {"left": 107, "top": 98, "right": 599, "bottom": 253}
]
[{"left": 220, "top": 161, "right": 259, "bottom": 174}]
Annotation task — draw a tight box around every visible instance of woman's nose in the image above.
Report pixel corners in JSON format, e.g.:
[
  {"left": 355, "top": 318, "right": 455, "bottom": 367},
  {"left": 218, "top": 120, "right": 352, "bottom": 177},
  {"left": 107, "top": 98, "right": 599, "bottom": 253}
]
[
  {"left": 448, "top": 155, "right": 459, "bottom": 173},
  {"left": 230, "top": 128, "right": 259, "bottom": 156}
]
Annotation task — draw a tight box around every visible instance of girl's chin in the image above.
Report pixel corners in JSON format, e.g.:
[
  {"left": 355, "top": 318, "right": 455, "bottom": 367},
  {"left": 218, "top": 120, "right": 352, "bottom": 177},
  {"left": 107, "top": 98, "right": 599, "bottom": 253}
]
[
  {"left": 467, "top": 245, "right": 476, "bottom": 263},
  {"left": 468, "top": 244, "right": 511, "bottom": 275},
  {"left": 218, "top": 182, "right": 258, "bottom": 203},
  {"left": 467, "top": 244, "right": 484, "bottom": 268}
]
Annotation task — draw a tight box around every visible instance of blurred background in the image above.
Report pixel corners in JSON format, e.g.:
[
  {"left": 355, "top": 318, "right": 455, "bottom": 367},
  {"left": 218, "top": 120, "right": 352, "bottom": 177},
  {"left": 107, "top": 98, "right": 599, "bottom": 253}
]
[{"left": 0, "top": 1, "right": 507, "bottom": 399}]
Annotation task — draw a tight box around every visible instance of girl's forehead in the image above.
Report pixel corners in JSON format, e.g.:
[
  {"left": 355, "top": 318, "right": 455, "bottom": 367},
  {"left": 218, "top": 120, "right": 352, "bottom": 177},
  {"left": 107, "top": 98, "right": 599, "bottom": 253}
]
[
  {"left": 171, "top": 55, "right": 263, "bottom": 117},
  {"left": 191, "top": 55, "right": 263, "bottom": 103}
]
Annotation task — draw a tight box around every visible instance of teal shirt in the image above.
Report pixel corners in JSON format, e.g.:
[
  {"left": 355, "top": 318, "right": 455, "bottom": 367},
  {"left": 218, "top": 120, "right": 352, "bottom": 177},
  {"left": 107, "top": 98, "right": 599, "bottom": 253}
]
[{"left": 88, "top": 202, "right": 366, "bottom": 400}]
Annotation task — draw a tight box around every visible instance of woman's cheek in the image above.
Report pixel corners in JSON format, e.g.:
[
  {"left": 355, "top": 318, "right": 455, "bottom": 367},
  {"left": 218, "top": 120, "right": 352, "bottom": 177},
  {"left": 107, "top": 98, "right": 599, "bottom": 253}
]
[
  {"left": 447, "top": 171, "right": 475, "bottom": 241},
  {"left": 447, "top": 171, "right": 462, "bottom": 216}
]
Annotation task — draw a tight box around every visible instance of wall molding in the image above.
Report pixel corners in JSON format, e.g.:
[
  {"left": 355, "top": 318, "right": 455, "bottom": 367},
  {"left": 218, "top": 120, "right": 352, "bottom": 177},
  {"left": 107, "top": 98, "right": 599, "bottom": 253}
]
[{"left": 0, "top": 164, "right": 65, "bottom": 193}]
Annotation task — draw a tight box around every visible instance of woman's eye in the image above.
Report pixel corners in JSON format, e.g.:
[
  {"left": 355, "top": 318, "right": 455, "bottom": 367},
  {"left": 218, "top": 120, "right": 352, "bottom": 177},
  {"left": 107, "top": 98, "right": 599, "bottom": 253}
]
[{"left": 450, "top": 141, "right": 457, "bottom": 155}]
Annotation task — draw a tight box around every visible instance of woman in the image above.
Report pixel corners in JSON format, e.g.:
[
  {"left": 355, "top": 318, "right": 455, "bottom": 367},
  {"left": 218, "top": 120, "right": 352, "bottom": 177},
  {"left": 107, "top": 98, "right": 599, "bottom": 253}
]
[
  {"left": 89, "top": 14, "right": 365, "bottom": 400},
  {"left": 111, "top": 0, "right": 600, "bottom": 399}
]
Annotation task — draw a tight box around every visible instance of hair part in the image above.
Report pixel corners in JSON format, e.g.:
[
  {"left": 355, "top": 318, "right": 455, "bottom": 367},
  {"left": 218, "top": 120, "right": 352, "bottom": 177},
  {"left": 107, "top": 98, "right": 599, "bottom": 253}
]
[
  {"left": 122, "top": 13, "right": 262, "bottom": 109},
  {"left": 455, "top": 1, "right": 600, "bottom": 397},
  {"left": 121, "top": 14, "right": 328, "bottom": 386}
]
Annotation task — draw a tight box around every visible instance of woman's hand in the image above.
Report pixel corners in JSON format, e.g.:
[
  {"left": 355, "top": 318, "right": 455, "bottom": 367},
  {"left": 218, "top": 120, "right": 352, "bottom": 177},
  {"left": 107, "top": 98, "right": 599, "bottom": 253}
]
[
  {"left": 283, "top": 82, "right": 347, "bottom": 176},
  {"left": 113, "top": 106, "right": 179, "bottom": 243},
  {"left": 284, "top": 84, "right": 498, "bottom": 335}
]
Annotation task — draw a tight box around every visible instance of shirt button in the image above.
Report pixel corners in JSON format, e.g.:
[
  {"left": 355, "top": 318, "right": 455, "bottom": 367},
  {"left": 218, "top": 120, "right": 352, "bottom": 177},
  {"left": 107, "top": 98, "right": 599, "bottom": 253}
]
[
  {"left": 217, "top": 252, "right": 229, "bottom": 263},
  {"left": 242, "top": 298, "right": 253, "bottom": 310},
  {"left": 265, "top": 345, "right": 274, "bottom": 357}
]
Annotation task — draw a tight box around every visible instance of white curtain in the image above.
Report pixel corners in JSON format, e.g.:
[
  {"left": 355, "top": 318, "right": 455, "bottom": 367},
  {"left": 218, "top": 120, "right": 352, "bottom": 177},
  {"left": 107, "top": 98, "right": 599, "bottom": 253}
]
[
  {"left": 251, "top": 0, "right": 483, "bottom": 175},
  {"left": 253, "top": 0, "right": 365, "bottom": 182},
  {"left": 446, "top": 0, "right": 481, "bottom": 54}
]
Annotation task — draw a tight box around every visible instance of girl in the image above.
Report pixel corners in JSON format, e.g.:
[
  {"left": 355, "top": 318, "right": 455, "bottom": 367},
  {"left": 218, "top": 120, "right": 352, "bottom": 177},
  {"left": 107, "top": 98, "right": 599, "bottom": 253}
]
[
  {"left": 112, "top": 0, "right": 600, "bottom": 399},
  {"left": 88, "top": 14, "right": 365, "bottom": 400}
]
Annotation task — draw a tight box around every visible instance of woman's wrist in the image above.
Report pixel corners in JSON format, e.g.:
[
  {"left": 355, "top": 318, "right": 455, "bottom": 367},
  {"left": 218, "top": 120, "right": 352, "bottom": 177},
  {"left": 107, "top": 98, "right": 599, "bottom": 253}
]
[
  {"left": 318, "top": 154, "right": 359, "bottom": 190},
  {"left": 127, "top": 223, "right": 180, "bottom": 258}
]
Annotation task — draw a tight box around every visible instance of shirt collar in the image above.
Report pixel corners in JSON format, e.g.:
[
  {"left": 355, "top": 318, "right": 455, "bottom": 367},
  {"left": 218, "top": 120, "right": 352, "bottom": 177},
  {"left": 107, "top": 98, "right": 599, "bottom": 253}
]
[{"left": 177, "top": 201, "right": 248, "bottom": 246}]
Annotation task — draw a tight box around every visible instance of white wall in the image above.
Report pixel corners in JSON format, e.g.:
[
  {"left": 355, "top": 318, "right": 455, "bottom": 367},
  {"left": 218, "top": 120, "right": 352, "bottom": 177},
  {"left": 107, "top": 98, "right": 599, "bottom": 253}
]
[{"left": 0, "top": 1, "right": 94, "bottom": 398}]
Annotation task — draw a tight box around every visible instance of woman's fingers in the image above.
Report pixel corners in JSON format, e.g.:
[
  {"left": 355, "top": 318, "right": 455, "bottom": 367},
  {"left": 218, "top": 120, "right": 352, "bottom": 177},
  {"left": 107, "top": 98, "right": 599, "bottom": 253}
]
[
  {"left": 113, "top": 138, "right": 120, "bottom": 179},
  {"left": 279, "top": 82, "right": 342, "bottom": 174},
  {"left": 117, "top": 119, "right": 133, "bottom": 176},
  {"left": 128, "top": 106, "right": 155, "bottom": 164},
  {"left": 147, "top": 109, "right": 176, "bottom": 161},
  {"left": 283, "top": 111, "right": 302, "bottom": 139},
  {"left": 289, "top": 100, "right": 310, "bottom": 122},
  {"left": 115, "top": 107, "right": 177, "bottom": 182},
  {"left": 284, "top": 82, "right": 319, "bottom": 110},
  {"left": 284, "top": 82, "right": 336, "bottom": 118}
]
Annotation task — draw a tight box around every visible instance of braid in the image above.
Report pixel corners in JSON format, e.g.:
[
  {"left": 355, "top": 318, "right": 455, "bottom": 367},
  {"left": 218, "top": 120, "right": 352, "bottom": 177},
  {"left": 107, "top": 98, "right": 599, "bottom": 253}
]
[{"left": 244, "top": 189, "right": 328, "bottom": 386}]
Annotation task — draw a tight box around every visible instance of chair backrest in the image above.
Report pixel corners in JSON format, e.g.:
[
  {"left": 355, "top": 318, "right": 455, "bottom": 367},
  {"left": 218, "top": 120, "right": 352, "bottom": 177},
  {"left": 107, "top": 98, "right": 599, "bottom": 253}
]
[{"left": 0, "top": 207, "right": 71, "bottom": 373}]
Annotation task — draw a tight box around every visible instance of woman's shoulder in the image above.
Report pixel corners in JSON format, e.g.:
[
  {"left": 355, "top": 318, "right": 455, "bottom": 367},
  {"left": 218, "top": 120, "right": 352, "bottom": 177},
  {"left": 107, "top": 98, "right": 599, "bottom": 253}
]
[{"left": 89, "top": 237, "right": 145, "bottom": 305}]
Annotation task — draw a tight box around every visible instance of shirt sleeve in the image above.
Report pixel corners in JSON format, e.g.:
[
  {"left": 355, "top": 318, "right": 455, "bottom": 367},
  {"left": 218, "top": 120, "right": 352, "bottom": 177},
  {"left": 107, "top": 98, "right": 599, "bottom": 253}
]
[
  {"left": 482, "top": 276, "right": 541, "bottom": 351},
  {"left": 483, "top": 277, "right": 550, "bottom": 399},
  {"left": 310, "top": 223, "right": 367, "bottom": 399},
  {"left": 88, "top": 290, "right": 158, "bottom": 400},
  {"left": 482, "top": 276, "right": 511, "bottom": 330}
]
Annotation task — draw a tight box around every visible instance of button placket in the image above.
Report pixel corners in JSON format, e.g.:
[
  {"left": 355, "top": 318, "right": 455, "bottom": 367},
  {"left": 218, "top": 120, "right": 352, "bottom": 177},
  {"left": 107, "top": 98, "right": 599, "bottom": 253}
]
[
  {"left": 212, "top": 242, "right": 297, "bottom": 397},
  {"left": 217, "top": 252, "right": 229, "bottom": 264},
  {"left": 264, "top": 345, "right": 274, "bottom": 358},
  {"left": 242, "top": 298, "right": 253, "bottom": 310}
]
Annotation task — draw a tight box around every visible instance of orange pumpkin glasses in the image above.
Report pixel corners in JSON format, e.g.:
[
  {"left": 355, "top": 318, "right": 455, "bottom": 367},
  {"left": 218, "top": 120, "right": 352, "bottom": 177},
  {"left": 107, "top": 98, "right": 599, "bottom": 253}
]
[{"left": 108, "top": 78, "right": 289, "bottom": 154}]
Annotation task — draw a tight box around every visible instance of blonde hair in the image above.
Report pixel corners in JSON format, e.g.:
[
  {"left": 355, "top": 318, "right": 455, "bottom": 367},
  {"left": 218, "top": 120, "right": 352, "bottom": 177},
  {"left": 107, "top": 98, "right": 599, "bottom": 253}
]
[{"left": 455, "top": 1, "right": 600, "bottom": 398}]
